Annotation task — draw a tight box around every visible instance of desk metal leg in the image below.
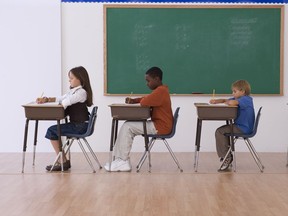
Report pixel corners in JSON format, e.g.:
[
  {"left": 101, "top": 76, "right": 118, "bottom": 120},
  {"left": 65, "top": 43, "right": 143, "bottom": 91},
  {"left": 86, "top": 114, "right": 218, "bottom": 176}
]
[
  {"left": 109, "top": 119, "right": 117, "bottom": 171},
  {"left": 32, "top": 120, "right": 39, "bottom": 166},
  {"left": 22, "top": 119, "right": 29, "bottom": 173},
  {"left": 194, "top": 118, "right": 202, "bottom": 172},
  {"left": 142, "top": 120, "right": 150, "bottom": 172},
  {"left": 229, "top": 120, "right": 236, "bottom": 172}
]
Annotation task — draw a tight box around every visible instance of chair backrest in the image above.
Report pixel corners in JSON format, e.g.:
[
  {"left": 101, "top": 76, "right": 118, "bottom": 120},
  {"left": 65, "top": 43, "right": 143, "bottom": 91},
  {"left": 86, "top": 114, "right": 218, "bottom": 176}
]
[
  {"left": 224, "top": 107, "right": 262, "bottom": 139},
  {"left": 234, "top": 106, "right": 262, "bottom": 139},
  {"left": 150, "top": 107, "right": 180, "bottom": 139},
  {"left": 250, "top": 106, "right": 262, "bottom": 137},
  {"left": 82, "top": 106, "right": 98, "bottom": 137},
  {"left": 169, "top": 107, "right": 180, "bottom": 137}
]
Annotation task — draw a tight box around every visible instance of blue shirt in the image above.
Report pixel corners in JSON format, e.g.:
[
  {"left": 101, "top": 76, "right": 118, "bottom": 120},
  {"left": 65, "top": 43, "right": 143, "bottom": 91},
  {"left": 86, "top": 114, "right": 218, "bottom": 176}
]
[{"left": 229, "top": 96, "right": 255, "bottom": 134}]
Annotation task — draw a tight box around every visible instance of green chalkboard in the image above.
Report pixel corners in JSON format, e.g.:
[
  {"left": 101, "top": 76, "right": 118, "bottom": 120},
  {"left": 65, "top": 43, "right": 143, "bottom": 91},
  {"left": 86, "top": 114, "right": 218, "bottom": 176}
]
[{"left": 104, "top": 5, "right": 283, "bottom": 95}]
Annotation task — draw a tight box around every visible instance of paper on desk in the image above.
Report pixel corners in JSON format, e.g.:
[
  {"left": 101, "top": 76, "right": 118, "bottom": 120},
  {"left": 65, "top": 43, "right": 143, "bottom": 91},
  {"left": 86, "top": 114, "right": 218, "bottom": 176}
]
[
  {"left": 25, "top": 101, "right": 61, "bottom": 106},
  {"left": 209, "top": 103, "right": 229, "bottom": 106},
  {"left": 109, "top": 103, "right": 142, "bottom": 107},
  {"left": 194, "top": 103, "right": 229, "bottom": 107}
]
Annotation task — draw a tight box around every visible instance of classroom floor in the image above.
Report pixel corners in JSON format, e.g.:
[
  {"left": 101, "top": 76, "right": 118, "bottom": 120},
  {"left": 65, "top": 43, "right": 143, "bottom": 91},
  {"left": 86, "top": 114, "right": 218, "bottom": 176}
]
[{"left": 1, "top": 152, "right": 288, "bottom": 216}]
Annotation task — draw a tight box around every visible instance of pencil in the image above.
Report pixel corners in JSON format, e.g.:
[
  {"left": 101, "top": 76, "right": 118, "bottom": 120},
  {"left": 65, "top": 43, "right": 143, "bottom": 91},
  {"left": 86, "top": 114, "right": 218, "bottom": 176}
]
[
  {"left": 128, "top": 92, "right": 133, "bottom": 104},
  {"left": 213, "top": 89, "right": 215, "bottom": 100}
]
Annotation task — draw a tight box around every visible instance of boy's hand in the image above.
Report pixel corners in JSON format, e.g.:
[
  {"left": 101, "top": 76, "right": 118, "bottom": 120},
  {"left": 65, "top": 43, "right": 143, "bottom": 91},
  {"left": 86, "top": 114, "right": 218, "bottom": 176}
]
[
  {"left": 209, "top": 99, "right": 216, "bottom": 104},
  {"left": 125, "top": 97, "right": 135, "bottom": 104}
]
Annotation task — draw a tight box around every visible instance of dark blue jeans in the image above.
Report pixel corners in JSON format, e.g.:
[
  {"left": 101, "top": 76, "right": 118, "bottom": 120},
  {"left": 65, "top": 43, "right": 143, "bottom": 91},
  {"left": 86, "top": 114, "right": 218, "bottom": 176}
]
[{"left": 45, "top": 122, "right": 88, "bottom": 140}]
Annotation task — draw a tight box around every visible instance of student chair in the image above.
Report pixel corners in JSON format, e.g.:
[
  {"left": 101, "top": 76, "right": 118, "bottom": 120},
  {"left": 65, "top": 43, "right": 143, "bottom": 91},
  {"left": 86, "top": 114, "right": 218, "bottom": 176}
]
[
  {"left": 50, "top": 106, "right": 102, "bottom": 173},
  {"left": 221, "top": 107, "right": 264, "bottom": 172},
  {"left": 136, "top": 107, "right": 183, "bottom": 172}
]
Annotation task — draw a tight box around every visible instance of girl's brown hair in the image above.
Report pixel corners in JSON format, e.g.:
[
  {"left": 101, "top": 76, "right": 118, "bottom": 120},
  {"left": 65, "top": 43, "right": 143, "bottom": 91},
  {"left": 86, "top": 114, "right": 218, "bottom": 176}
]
[
  {"left": 69, "top": 66, "right": 93, "bottom": 107},
  {"left": 232, "top": 80, "right": 251, "bottom": 95}
]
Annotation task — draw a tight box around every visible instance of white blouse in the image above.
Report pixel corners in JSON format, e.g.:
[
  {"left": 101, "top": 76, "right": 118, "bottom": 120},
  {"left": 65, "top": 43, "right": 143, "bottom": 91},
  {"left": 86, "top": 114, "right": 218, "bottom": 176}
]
[{"left": 56, "top": 86, "right": 87, "bottom": 109}]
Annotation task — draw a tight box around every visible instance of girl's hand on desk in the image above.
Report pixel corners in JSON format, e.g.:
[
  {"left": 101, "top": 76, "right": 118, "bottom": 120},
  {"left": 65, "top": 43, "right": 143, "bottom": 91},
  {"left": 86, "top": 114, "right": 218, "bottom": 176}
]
[{"left": 36, "top": 97, "right": 48, "bottom": 104}]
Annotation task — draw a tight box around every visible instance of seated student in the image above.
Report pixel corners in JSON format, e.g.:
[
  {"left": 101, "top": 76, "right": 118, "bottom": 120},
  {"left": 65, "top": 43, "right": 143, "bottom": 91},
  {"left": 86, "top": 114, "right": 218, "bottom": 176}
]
[
  {"left": 36, "top": 66, "right": 93, "bottom": 171},
  {"left": 209, "top": 80, "right": 255, "bottom": 171},
  {"left": 104, "top": 66, "right": 173, "bottom": 172}
]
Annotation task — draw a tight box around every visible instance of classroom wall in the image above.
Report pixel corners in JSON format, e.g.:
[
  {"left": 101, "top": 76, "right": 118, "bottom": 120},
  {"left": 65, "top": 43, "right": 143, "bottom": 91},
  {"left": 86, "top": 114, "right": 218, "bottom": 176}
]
[
  {"left": 0, "top": 0, "right": 61, "bottom": 152},
  {"left": 61, "top": 3, "right": 288, "bottom": 154},
  {"left": 2, "top": 2, "right": 287, "bottom": 153}
]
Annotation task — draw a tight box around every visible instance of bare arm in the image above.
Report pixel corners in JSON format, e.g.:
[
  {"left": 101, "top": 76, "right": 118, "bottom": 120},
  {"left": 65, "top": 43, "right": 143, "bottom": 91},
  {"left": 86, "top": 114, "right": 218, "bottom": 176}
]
[{"left": 209, "top": 98, "right": 228, "bottom": 104}]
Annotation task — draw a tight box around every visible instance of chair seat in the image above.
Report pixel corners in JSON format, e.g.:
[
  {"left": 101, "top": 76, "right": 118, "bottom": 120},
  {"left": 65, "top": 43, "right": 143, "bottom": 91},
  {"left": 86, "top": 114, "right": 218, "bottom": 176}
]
[
  {"left": 146, "top": 133, "right": 174, "bottom": 139},
  {"left": 224, "top": 132, "right": 254, "bottom": 139}
]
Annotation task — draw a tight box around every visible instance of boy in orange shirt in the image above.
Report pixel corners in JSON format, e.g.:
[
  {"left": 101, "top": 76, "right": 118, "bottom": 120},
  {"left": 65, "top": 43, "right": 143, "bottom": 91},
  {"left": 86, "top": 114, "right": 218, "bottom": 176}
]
[{"left": 104, "top": 67, "right": 173, "bottom": 172}]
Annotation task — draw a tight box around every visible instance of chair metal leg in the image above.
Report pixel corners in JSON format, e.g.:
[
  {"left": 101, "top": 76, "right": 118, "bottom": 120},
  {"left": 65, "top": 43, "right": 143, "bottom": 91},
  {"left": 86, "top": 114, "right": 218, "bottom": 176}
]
[
  {"left": 136, "top": 139, "right": 155, "bottom": 172},
  {"left": 77, "top": 140, "right": 96, "bottom": 173},
  {"left": 231, "top": 149, "right": 236, "bottom": 172},
  {"left": 244, "top": 139, "right": 264, "bottom": 172},
  {"left": 230, "top": 136, "right": 236, "bottom": 172},
  {"left": 49, "top": 139, "right": 72, "bottom": 172},
  {"left": 82, "top": 138, "right": 102, "bottom": 169},
  {"left": 50, "top": 151, "right": 64, "bottom": 172},
  {"left": 163, "top": 139, "right": 183, "bottom": 172},
  {"left": 245, "top": 139, "right": 264, "bottom": 169},
  {"left": 219, "top": 147, "right": 233, "bottom": 171}
]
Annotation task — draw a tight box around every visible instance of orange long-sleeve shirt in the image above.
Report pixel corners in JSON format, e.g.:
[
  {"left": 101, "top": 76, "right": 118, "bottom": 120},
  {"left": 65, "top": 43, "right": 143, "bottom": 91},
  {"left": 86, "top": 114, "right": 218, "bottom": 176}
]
[{"left": 134, "top": 85, "right": 173, "bottom": 134}]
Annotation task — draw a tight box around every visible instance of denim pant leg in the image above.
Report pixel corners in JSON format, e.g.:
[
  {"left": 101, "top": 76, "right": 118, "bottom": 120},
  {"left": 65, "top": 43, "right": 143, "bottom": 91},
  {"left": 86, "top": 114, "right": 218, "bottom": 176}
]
[{"left": 45, "top": 123, "right": 88, "bottom": 140}]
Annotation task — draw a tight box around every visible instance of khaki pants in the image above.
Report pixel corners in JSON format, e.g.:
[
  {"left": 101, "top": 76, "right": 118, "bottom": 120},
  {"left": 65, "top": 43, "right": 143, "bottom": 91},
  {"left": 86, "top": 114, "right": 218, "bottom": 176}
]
[
  {"left": 215, "top": 124, "right": 243, "bottom": 158},
  {"left": 113, "top": 121, "right": 157, "bottom": 161}
]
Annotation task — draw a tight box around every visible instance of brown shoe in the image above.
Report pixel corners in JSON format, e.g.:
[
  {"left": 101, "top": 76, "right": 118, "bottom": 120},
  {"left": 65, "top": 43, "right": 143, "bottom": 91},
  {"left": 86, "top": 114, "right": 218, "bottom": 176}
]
[{"left": 46, "top": 160, "right": 71, "bottom": 171}]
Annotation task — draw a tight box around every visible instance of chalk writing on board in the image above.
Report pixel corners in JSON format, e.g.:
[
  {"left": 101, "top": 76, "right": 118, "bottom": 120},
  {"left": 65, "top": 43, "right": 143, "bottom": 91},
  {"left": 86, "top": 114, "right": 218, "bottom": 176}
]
[
  {"left": 229, "top": 18, "right": 257, "bottom": 46},
  {"left": 175, "top": 24, "right": 191, "bottom": 50},
  {"left": 133, "top": 24, "right": 153, "bottom": 73}
]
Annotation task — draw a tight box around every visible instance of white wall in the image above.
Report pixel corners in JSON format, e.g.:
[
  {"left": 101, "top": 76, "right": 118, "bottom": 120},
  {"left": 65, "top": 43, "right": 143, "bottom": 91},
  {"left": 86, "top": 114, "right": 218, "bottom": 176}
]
[
  {"left": 0, "top": 0, "right": 61, "bottom": 152},
  {"left": 2, "top": 2, "right": 287, "bottom": 153},
  {"left": 61, "top": 3, "right": 288, "bottom": 154}
]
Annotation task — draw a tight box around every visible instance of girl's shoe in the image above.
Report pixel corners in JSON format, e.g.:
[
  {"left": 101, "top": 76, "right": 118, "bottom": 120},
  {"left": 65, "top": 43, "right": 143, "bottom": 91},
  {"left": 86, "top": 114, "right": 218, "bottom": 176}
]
[{"left": 46, "top": 160, "right": 71, "bottom": 171}]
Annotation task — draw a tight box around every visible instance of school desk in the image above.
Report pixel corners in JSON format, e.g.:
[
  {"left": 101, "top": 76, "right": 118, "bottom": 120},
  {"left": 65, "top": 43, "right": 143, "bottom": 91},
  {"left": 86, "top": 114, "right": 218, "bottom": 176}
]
[
  {"left": 108, "top": 104, "right": 151, "bottom": 172},
  {"left": 22, "top": 102, "right": 66, "bottom": 173},
  {"left": 194, "top": 103, "right": 238, "bottom": 172}
]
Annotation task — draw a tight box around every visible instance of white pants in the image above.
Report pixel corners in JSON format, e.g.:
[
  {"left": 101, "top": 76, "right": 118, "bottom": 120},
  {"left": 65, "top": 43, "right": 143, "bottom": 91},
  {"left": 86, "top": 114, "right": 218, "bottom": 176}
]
[{"left": 113, "top": 121, "right": 157, "bottom": 161}]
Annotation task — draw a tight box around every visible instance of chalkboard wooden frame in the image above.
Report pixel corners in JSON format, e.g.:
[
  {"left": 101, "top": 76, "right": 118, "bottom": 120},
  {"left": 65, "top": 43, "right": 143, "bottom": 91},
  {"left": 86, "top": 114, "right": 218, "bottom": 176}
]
[{"left": 104, "top": 5, "right": 284, "bottom": 96}]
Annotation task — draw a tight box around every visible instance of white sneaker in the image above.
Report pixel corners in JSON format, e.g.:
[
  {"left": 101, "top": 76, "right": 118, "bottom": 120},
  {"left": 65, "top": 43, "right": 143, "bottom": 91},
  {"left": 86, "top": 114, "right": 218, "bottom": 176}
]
[{"left": 104, "top": 158, "right": 132, "bottom": 172}]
